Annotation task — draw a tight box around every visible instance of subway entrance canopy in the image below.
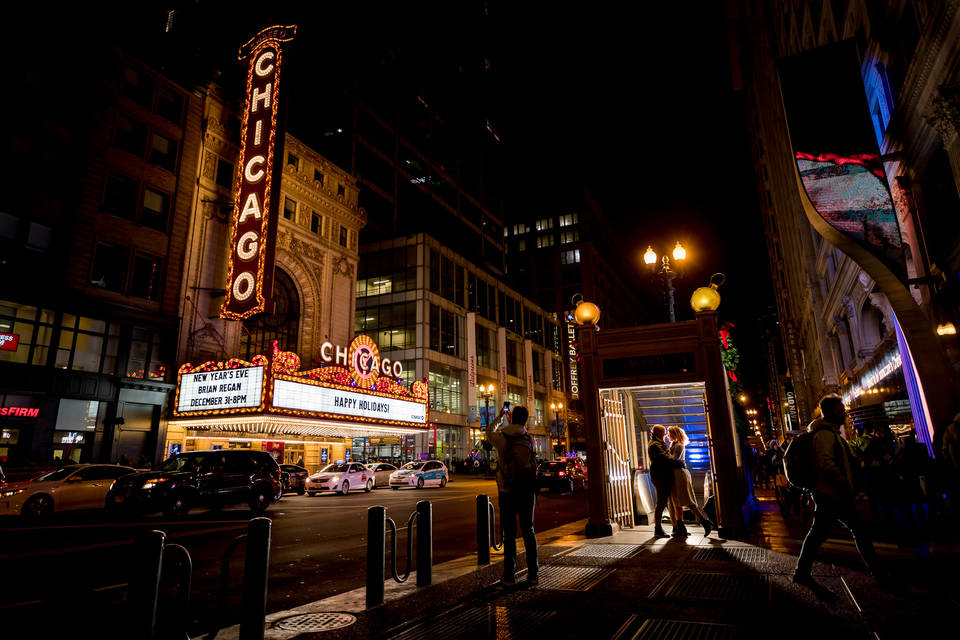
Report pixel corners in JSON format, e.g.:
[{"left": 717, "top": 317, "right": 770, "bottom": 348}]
[{"left": 170, "top": 337, "right": 429, "bottom": 440}]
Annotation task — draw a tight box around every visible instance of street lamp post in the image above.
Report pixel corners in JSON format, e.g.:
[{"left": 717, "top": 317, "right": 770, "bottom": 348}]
[
  {"left": 643, "top": 242, "right": 687, "bottom": 323},
  {"left": 550, "top": 402, "right": 565, "bottom": 457}
]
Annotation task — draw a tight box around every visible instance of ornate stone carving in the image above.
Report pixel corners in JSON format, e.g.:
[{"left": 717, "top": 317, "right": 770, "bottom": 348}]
[
  {"left": 334, "top": 256, "right": 354, "bottom": 277},
  {"left": 202, "top": 151, "right": 217, "bottom": 179},
  {"left": 276, "top": 229, "right": 292, "bottom": 251},
  {"left": 927, "top": 84, "right": 960, "bottom": 144},
  {"left": 288, "top": 236, "right": 325, "bottom": 264}
]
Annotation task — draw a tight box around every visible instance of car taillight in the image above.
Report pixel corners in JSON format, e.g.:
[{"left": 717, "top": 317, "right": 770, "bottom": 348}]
[{"left": 558, "top": 470, "right": 566, "bottom": 477}]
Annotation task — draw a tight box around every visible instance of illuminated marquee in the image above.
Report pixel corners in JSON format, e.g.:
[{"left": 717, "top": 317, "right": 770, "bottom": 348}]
[
  {"left": 221, "top": 24, "right": 297, "bottom": 320},
  {"left": 566, "top": 312, "right": 580, "bottom": 398},
  {"left": 173, "top": 338, "right": 428, "bottom": 428}
]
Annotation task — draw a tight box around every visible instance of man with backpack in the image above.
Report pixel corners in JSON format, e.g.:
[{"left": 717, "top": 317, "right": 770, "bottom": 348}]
[
  {"left": 486, "top": 405, "right": 539, "bottom": 587},
  {"left": 791, "top": 396, "right": 884, "bottom": 594}
]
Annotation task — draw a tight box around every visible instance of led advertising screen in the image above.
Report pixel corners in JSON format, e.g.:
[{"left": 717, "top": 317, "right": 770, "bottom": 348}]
[{"left": 778, "top": 40, "right": 906, "bottom": 281}]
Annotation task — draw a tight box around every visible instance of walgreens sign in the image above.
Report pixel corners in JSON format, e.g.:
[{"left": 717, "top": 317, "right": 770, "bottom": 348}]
[{"left": 0, "top": 332, "right": 18, "bottom": 352}]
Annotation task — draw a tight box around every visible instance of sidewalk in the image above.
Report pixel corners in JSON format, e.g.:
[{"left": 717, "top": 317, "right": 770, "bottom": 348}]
[{"left": 215, "top": 492, "right": 960, "bottom": 640}]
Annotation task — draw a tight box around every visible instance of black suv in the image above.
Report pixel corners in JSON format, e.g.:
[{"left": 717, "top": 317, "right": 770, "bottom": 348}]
[
  {"left": 537, "top": 459, "right": 587, "bottom": 493},
  {"left": 107, "top": 450, "right": 282, "bottom": 517}
]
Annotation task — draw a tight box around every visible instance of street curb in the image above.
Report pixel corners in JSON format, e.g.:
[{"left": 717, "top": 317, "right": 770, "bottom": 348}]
[{"left": 207, "top": 518, "right": 589, "bottom": 639}]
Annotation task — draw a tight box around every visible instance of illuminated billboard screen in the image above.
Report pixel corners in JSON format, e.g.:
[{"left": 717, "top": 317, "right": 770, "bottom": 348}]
[{"left": 778, "top": 40, "right": 906, "bottom": 280}]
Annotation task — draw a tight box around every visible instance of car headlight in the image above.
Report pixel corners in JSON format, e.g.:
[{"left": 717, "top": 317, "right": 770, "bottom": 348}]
[
  {"left": 330, "top": 476, "right": 340, "bottom": 483},
  {"left": 142, "top": 478, "right": 171, "bottom": 490},
  {"left": 1, "top": 488, "right": 24, "bottom": 497}
]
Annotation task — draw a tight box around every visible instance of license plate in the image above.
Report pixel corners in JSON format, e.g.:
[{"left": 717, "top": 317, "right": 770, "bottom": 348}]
[{"left": 542, "top": 473, "right": 552, "bottom": 477}]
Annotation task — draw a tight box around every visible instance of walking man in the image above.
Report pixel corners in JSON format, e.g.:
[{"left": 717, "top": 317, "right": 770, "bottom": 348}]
[
  {"left": 486, "top": 405, "right": 539, "bottom": 586},
  {"left": 649, "top": 424, "right": 682, "bottom": 536},
  {"left": 794, "top": 396, "right": 884, "bottom": 594}
]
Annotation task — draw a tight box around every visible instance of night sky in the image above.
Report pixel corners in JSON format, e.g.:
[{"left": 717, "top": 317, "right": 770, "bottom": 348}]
[{"left": 23, "top": 1, "right": 775, "bottom": 389}]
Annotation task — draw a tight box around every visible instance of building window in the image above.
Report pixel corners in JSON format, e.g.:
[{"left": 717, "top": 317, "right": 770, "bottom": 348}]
[
  {"left": 102, "top": 173, "right": 139, "bottom": 220},
  {"left": 0, "top": 301, "right": 55, "bottom": 366},
  {"left": 560, "top": 230, "right": 579, "bottom": 244},
  {"left": 356, "top": 245, "right": 418, "bottom": 297},
  {"left": 140, "top": 187, "right": 170, "bottom": 232},
  {"left": 283, "top": 197, "right": 297, "bottom": 221},
  {"left": 121, "top": 65, "right": 154, "bottom": 106},
  {"left": 561, "top": 249, "right": 580, "bottom": 264},
  {"left": 429, "top": 363, "right": 463, "bottom": 415},
  {"left": 56, "top": 316, "right": 112, "bottom": 373},
  {"left": 339, "top": 225, "right": 348, "bottom": 246},
  {"left": 26, "top": 223, "right": 52, "bottom": 251},
  {"left": 355, "top": 301, "right": 417, "bottom": 350},
  {"left": 314, "top": 169, "right": 324, "bottom": 185},
  {"left": 127, "top": 328, "right": 167, "bottom": 380},
  {"left": 559, "top": 213, "right": 578, "bottom": 227},
  {"left": 337, "top": 184, "right": 346, "bottom": 197},
  {"left": 91, "top": 242, "right": 128, "bottom": 293},
  {"left": 476, "top": 325, "right": 497, "bottom": 369},
  {"left": 535, "top": 218, "right": 553, "bottom": 231},
  {"left": 311, "top": 212, "right": 323, "bottom": 236},
  {"left": 156, "top": 85, "right": 184, "bottom": 124},
  {"left": 287, "top": 153, "right": 299, "bottom": 170},
  {"left": 216, "top": 159, "right": 235, "bottom": 189},
  {"left": 241, "top": 268, "right": 300, "bottom": 359},
  {"left": 532, "top": 350, "right": 544, "bottom": 385},
  {"left": 537, "top": 235, "right": 555, "bottom": 249},
  {"left": 428, "top": 303, "right": 464, "bottom": 357},
  {"left": 149, "top": 133, "right": 178, "bottom": 171},
  {"left": 518, "top": 239, "right": 526, "bottom": 252},
  {"left": 506, "top": 339, "right": 524, "bottom": 377},
  {"left": 552, "top": 359, "right": 564, "bottom": 391},
  {"left": 115, "top": 113, "right": 147, "bottom": 156},
  {"left": 130, "top": 253, "right": 162, "bottom": 301}
]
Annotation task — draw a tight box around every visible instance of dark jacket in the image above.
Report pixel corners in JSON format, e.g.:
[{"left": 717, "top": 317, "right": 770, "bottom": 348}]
[
  {"left": 808, "top": 418, "right": 857, "bottom": 499},
  {"left": 648, "top": 439, "right": 680, "bottom": 481}
]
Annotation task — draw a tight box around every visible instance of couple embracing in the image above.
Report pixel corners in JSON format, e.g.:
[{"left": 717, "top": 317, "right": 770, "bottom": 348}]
[{"left": 648, "top": 424, "right": 715, "bottom": 537}]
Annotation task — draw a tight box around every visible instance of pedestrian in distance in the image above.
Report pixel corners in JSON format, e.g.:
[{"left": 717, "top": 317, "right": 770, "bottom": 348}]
[
  {"left": 486, "top": 405, "right": 539, "bottom": 587},
  {"left": 793, "top": 396, "right": 886, "bottom": 597},
  {"left": 648, "top": 424, "right": 683, "bottom": 537},
  {"left": 667, "top": 426, "right": 716, "bottom": 537}
]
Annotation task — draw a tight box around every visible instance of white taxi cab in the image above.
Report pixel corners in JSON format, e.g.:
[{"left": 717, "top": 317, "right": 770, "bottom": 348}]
[
  {"left": 389, "top": 460, "right": 448, "bottom": 490},
  {"left": 1, "top": 464, "right": 136, "bottom": 518},
  {"left": 306, "top": 462, "right": 374, "bottom": 495}
]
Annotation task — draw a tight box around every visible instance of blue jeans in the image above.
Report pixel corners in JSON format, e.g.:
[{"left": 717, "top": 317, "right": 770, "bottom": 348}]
[{"left": 499, "top": 490, "right": 538, "bottom": 581}]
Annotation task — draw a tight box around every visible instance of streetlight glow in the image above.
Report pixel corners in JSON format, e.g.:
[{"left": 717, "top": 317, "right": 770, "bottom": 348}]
[
  {"left": 643, "top": 246, "right": 657, "bottom": 265},
  {"left": 672, "top": 241, "right": 686, "bottom": 261}
]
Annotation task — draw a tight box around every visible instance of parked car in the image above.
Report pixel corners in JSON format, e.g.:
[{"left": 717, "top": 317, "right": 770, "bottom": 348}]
[
  {"left": 537, "top": 459, "right": 587, "bottom": 493},
  {"left": 389, "top": 460, "right": 448, "bottom": 490},
  {"left": 364, "top": 462, "right": 398, "bottom": 488},
  {"left": 0, "top": 459, "right": 60, "bottom": 484},
  {"left": 280, "top": 464, "right": 308, "bottom": 495},
  {"left": 1, "top": 464, "right": 136, "bottom": 518},
  {"left": 106, "top": 450, "right": 281, "bottom": 517},
  {"left": 305, "top": 462, "right": 373, "bottom": 495}
]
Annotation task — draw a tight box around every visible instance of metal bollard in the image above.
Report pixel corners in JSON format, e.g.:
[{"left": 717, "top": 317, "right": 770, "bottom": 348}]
[
  {"left": 366, "top": 505, "right": 387, "bottom": 607},
  {"left": 163, "top": 543, "right": 193, "bottom": 640},
  {"left": 416, "top": 500, "right": 432, "bottom": 586},
  {"left": 476, "top": 494, "right": 490, "bottom": 565},
  {"left": 240, "top": 517, "right": 271, "bottom": 640},
  {"left": 131, "top": 529, "right": 165, "bottom": 640}
]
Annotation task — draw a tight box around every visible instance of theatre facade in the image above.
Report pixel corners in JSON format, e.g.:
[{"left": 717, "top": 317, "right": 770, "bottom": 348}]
[{"left": 165, "top": 336, "right": 429, "bottom": 471}]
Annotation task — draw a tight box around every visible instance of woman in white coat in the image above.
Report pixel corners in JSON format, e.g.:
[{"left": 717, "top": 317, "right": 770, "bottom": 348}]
[{"left": 667, "top": 426, "right": 715, "bottom": 537}]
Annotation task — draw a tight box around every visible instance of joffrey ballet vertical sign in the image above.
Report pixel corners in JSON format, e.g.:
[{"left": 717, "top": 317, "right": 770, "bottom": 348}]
[{"left": 221, "top": 25, "right": 297, "bottom": 320}]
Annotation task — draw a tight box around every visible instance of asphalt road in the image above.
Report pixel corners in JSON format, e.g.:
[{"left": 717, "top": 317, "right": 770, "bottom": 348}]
[{"left": 0, "top": 476, "right": 589, "bottom": 638}]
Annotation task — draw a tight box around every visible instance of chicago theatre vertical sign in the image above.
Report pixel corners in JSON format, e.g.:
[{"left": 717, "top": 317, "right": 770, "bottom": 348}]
[{"left": 221, "top": 25, "right": 297, "bottom": 320}]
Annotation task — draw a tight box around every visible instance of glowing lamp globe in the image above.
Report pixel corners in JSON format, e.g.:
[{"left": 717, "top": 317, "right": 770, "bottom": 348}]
[
  {"left": 672, "top": 241, "right": 686, "bottom": 261},
  {"left": 574, "top": 300, "right": 601, "bottom": 326},
  {"left": 690, "top": 283, "right": 721, "bottom": 312},
  {"left": 643, "top": 246, "right": 657, "bottom": 265}
]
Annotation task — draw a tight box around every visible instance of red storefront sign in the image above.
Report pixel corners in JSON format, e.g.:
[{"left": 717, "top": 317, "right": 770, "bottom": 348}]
[
  {"left": 221, "top": 24, "right": 297, "bottom": 320},
  {"left": 0, "top": 332, "right": 18, "bottom": 352}
]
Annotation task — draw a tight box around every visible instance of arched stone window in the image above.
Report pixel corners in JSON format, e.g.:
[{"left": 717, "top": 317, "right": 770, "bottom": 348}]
[{"left": 241, "top": 268, "right": 300, "bottom": 358}]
